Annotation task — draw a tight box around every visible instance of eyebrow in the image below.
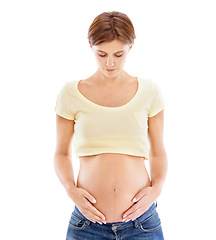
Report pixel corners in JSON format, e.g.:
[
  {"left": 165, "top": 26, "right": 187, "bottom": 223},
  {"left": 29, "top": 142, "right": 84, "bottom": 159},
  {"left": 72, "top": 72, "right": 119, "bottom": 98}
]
[{"left": 97, "top": 50, "right": 124, "bottom": 54}]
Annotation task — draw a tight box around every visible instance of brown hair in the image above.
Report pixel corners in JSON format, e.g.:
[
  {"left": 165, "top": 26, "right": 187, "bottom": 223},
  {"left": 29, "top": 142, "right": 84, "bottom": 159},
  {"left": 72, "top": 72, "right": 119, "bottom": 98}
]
[{"left": 87, "top": 11, "right": 136, "bottom": 46}]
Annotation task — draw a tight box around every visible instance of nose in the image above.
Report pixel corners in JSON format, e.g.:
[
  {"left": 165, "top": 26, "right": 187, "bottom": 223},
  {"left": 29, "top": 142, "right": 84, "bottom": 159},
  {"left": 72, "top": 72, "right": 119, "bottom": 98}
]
[{"left": 106, "top": 56, "right": 114, "bottom": 67}]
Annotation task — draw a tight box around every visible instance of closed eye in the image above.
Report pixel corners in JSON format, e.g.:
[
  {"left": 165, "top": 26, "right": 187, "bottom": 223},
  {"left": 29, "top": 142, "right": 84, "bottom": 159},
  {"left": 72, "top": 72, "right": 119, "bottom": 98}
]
[
  {"left": 115, "top": 54, "right": 123, "bottom": 57},
  {"left": 98, "top": 54, "right": 123, "bottom": 58}
]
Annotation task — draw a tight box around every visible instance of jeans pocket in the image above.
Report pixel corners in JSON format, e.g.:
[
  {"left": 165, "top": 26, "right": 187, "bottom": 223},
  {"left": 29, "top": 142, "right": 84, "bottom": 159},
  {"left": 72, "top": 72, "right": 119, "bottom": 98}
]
[
  {"left": 68, "top": 211, "right": 87, "bottom": 231},
  {"left": 138, "top": 210, "right": 161, "bottom": 233},
  {"left": 131, "top": 110, "right": 148, "bottom": 129}
]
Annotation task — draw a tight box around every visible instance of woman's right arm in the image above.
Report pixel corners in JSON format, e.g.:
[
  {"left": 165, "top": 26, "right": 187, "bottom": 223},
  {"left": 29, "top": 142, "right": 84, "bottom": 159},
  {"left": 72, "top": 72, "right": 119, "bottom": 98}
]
[
  {"left": 53, "top": 114, "right": 106, "bottom": 224},
  {"left": 53, "top": 114, "right": 76, "bottom": 193}
]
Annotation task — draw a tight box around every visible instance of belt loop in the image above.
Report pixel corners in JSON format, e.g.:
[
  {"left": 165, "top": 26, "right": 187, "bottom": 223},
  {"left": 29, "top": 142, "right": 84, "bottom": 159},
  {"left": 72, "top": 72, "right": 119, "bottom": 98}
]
[
  {"left": 85, "top": 220, "right": 91, "bottom": 225},
  {"left": 133, "top": 219, "right": 139, "bottom": 228}
]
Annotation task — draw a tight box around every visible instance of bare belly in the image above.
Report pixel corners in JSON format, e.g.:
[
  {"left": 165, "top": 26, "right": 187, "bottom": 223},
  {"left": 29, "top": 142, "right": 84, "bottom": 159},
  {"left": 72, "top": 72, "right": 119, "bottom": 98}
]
[{"left": 76, "top": 153, "right": 151, "bottom": 223}]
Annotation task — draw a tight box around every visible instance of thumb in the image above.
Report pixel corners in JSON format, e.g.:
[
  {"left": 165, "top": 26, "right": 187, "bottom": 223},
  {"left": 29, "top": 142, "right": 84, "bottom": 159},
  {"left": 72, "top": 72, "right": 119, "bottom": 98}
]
[
  {"left": 84, "top": 191, "right": 97, "bottom": 204},
  {"left": 132, "top": 187, "right": 148, "bottom": 203}
]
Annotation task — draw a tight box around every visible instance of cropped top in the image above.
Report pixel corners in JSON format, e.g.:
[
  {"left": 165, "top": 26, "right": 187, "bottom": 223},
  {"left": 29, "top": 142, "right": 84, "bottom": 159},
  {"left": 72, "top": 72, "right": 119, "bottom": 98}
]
[{"left": 54, "top": 76, "right": 166, "bottom": 160}]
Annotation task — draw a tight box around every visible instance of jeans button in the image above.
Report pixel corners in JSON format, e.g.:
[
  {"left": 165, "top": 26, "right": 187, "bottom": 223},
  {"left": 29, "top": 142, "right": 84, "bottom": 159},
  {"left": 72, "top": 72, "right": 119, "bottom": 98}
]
[{"left": 112, "top": 226, "right": 118, "bottom": 231}]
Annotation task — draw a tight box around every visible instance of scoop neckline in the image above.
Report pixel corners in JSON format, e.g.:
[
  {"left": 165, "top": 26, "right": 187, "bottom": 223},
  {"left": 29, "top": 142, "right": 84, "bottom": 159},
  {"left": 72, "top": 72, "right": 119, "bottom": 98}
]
[{"left": 74, "top": 76, "right": 140, "bottom": 110}]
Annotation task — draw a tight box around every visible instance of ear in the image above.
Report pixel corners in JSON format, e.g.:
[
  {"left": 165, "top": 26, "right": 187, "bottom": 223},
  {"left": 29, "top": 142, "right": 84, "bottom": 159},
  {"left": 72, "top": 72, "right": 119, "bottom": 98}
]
[
  {"left": 89, "top": 40, "right": 93, "bottom": 49},
  {"left": 129, "top": 41, "right": 134, "bottom": 50}
]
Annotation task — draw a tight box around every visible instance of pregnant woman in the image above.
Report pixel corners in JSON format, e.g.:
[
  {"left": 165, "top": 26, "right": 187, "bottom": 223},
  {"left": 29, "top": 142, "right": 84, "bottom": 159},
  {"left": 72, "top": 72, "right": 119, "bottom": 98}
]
[{"left": 54, "top": 11, "right": 168, "bottom": 240}]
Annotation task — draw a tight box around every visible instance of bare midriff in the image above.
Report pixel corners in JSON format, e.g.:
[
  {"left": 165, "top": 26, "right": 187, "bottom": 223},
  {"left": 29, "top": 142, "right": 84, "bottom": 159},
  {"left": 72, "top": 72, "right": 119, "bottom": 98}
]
[{"left": 77, "top": 153, "right": 151, "bottom": 223}]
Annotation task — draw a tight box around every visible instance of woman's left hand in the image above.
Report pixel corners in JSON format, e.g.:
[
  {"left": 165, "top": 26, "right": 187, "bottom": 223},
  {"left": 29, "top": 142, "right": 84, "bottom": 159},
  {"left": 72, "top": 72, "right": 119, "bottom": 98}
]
[{"left": 122, "top": 186, "right": 161, "bottom": 222}]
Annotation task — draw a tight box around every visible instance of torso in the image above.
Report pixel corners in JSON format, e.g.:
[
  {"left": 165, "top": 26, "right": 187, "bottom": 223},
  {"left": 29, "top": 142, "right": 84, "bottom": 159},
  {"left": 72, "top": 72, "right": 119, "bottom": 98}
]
[{"left": 76, "top": 75, "right": 151, "bottom": 223}]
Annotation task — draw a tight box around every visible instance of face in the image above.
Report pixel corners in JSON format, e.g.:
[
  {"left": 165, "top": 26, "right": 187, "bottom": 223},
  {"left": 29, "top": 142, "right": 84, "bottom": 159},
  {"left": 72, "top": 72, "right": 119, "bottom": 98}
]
[{"left": 90, "top": 39, "right": 134, "bottom": 78}]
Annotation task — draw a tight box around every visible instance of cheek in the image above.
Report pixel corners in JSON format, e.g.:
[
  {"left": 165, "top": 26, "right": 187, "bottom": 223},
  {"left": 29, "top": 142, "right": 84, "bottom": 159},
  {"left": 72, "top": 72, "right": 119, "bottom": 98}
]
[
  {"left": 118, "top": 56, "right": 127, "bottom": 66},
  {"left": 95, "top": 56, "right": 105, "bottom": 66}
]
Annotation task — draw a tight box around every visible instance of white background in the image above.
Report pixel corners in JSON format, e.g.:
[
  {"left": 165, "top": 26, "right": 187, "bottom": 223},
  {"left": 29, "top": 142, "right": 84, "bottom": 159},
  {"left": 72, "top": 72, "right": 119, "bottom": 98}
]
[{"left": 1, "top": 0, "right": 216, "bottom": 239}]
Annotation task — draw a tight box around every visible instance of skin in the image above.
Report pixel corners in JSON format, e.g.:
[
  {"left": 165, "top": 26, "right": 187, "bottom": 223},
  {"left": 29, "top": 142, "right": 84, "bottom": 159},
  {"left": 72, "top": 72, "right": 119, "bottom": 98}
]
[
  {"left": 89, "top": 39, "right": 134, "bottom": 86},
  {"left": 54, "top": 39, "right": 168, "bottom": 225}
]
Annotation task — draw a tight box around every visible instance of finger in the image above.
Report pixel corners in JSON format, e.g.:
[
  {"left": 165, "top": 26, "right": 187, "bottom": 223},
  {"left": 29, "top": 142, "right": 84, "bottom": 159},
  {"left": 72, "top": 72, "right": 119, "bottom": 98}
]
[
  {"left": 87, "top": 214, "right": 104, "bottom": 224},
  {"left": 83, "top": 192, "right": 106, "bottom": 222},
  {"left": 122, "top": 207, "right": 143, "bottom": 222},
  {"left": 84, "top": 192, "right": 97, "bottom": 204},
  {"left": 87, "top": 214, "right": 105, "bottom": 225},
  {"left": 132, "top": 187, "right": 148, "bottom": 203},
  {"left": 123, "top": 203, "right": 151, "bottom": 222},
  {"left": 86, "top": 202, "right": 106, "bottom": 222},
  {"left": 87, "top": 209, "right": 106, "bottom": 224},
  {"left": 84, "top": 192, "right": 105, "bottom": 221},
  {"left": 84, "top": 214, "right": 96, "bottom": 223},
  {"left": 80, "top": 206, "right": 106, "bottom": 224},
  {"left": 122, "top": 202, "right": 141, "bottom": 218},
  {"left": 90, "top": 213, "right": 106, "bottom": 225}
]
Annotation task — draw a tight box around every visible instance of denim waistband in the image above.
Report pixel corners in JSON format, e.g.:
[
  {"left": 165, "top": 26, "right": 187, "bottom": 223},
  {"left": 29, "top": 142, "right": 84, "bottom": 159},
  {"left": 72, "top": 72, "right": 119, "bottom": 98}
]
[{"left": 74, "top": 201, "right": 157, "bottom": 230}]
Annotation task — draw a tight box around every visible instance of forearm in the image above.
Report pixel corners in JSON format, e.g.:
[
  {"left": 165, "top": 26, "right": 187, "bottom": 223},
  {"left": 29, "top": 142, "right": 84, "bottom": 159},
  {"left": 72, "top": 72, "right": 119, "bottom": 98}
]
[
  {"left": 53, "top": 154, "right": 77, "bottom": 194},
  {"left": 149, "top": 152, "right": 168, "bottom": 193}
]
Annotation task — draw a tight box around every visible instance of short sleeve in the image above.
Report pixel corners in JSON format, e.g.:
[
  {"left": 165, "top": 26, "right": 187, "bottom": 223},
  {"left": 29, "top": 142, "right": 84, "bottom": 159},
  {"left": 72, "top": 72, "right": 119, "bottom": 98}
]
[
  {"left": 148, "top": 82, "right": 166, "bottom": 118},
  {"left": 54, "top": 84, "right": 75, "bottom": 120}
]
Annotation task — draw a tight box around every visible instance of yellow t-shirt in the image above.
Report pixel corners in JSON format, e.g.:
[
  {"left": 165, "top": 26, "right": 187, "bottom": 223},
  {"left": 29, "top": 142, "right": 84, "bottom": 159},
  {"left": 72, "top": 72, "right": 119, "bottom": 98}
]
[{"left": 54, "top": 76, "right": 166, "bottom": 160}]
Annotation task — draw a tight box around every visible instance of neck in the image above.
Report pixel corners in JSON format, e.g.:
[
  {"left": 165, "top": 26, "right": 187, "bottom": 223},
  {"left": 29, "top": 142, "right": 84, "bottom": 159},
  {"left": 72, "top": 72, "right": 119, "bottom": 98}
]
[{"left": 92, "top": 69, "right": 129, "bottom": 86}]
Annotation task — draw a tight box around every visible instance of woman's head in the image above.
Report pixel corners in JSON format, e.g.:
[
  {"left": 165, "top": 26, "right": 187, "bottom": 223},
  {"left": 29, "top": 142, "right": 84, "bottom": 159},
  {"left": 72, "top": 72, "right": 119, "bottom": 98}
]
[
  {"left": 87, "top": 11, "right": 136, "bottom": 46},
  {"left": 87, "top": 11, "right": 136, "bottom": 78}
]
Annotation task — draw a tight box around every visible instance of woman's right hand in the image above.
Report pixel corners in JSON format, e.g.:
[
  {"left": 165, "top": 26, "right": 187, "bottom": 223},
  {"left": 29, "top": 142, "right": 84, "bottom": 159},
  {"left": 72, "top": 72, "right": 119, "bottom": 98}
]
[{"left": 67, "top": 187, "right": 106, "bottom": 224}]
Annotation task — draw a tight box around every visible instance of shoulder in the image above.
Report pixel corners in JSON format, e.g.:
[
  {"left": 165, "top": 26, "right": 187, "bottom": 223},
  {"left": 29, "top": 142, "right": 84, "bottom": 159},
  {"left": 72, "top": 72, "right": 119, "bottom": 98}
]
[
  {"left": 62, "top": 80, "right": 78, "bottom": 96},
  {"left": 64, "top": 80, "right": 77, "bottom": 89},
  {"left": 139, "top": 77, "right": 163, "bottom": 92}
]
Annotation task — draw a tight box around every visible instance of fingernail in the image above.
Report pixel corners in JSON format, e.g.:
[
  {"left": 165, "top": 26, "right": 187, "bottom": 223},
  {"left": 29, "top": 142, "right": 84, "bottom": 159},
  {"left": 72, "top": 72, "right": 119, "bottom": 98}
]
[
  {"left": 98, "top": 222, "right": 102, "bottom": 225},
  {"left": 92, "top": 199, "right": 96, "bottom": 203},
  {"left": 132, "top": 198, "right": 137, "bottom": 203},
  {"left": 103, "top": 221, "right": 106, "bottom": 224},
  {"left": 102, "top": 216, "right": 106, "bottom": 221},
  {"left": 123, "top": 214, "right": 126, "bottom": 218}
]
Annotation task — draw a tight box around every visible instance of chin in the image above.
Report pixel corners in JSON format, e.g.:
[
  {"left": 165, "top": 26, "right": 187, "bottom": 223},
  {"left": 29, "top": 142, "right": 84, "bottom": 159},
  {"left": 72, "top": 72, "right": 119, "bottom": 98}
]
[{"left": 103, "top": 68, "right": 121, "bottom": 77}]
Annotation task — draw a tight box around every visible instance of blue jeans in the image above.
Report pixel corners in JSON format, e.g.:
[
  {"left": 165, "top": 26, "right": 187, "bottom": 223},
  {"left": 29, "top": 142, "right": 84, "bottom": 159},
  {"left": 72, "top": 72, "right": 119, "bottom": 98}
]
[{"left": 66, "top": 202, "right": 164, "bottom": 239}]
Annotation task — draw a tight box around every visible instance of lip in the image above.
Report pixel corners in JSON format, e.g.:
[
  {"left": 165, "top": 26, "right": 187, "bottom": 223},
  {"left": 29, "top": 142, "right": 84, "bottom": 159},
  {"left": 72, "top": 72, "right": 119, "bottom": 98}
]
[{"left": 106, "top": 69, "right": 115, "bottom": 72}]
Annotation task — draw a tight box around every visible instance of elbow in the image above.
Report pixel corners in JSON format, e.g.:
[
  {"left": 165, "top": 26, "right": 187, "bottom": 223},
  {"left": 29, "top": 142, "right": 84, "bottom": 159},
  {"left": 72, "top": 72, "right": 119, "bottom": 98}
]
[
  {"left": 53, "top": 152, "right": 71, "bottom": 171},
  {"left": 149, "top": 148, "right": 167, "bottom": 160}
]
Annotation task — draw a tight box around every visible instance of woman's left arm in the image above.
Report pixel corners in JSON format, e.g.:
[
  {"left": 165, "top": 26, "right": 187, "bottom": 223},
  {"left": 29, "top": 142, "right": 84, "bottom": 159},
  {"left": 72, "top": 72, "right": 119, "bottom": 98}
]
[
  {"left": 122, "top": 109, "right": 168, "bottom": 222},
  {"left": 148, "top": 109, "right": 168, "bottom": 195}
]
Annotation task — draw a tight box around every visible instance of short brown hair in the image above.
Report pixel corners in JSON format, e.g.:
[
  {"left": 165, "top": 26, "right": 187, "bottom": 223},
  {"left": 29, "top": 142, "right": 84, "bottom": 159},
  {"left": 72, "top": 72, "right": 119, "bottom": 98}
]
[{"left": 87, "top": 11, "right": 136, "bottom": 46}]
